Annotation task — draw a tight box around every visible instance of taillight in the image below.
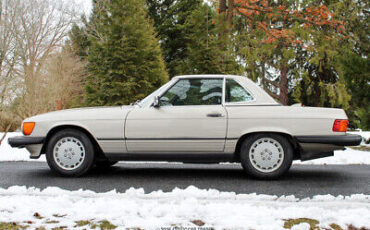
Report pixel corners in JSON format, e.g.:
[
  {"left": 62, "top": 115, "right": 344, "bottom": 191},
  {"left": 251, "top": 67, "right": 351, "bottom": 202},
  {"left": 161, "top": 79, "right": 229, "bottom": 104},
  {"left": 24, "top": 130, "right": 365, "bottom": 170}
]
[
  {"left": 22, "top": 122, "right": 35, "bottom": 135},
  {"left": 333, "top": 119, "right": 348, "bottom": 132}
]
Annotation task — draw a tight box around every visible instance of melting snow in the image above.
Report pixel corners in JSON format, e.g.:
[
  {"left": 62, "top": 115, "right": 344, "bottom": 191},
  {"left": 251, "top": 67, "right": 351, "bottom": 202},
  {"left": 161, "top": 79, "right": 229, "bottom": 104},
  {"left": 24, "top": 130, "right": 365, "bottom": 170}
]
[{"left": 0, "top": 186, "right": 369, "bottom": 229}]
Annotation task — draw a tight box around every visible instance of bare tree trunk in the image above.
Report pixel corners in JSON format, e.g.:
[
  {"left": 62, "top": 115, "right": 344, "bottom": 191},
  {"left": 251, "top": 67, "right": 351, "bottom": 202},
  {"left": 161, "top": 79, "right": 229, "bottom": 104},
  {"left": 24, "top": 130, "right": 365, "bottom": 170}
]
[
  {"left": 0, "top": 123, "right": 11, "bottom": 145},
  {"left": 227, "top": 0, "right": 234, "bottom": 25},
  {"left": 279, "top": 63, "right": 289, "bottom": 105},
  {"left": 10, "top": 0, "right": 78, "bottom": 119},
  {"left": 219, "top": 0, "right": 227, "bottom": 14},
  {"left": 219, "top": 0, "right": 234, "bottom": 32},
  {"left": 313, "top": 77, "right": 321, "bottom": 107}
]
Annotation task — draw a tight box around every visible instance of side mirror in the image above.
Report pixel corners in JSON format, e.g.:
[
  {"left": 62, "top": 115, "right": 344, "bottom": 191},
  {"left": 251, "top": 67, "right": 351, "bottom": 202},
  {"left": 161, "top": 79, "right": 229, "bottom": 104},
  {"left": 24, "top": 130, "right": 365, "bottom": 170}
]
[{"left": 153, "top": 96, "right": 160, "bottom": 108}]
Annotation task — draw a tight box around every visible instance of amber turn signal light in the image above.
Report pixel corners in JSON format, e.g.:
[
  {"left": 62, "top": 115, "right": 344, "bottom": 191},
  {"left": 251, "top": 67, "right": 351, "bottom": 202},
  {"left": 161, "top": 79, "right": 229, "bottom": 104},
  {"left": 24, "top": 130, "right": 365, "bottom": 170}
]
[
  {"left": 22, "top": 122, "right": 35, "bottom": 135},
  {"left": 332, "top": 119, "right": 348, "bottom": 132}
]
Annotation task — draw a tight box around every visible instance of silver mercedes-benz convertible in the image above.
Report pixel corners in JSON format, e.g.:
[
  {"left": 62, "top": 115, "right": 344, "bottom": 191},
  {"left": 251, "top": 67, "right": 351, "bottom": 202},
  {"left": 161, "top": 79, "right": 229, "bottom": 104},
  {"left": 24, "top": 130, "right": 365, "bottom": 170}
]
[{"left": 8, "top": 75, "right": 362, "bottom": 178}]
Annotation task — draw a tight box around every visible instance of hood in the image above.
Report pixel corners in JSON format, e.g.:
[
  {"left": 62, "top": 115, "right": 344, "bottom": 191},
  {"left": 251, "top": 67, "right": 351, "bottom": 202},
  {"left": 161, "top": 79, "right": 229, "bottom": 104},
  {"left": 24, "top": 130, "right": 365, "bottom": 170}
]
[{"left": 24, "top": 106, "right": 133, "bottom": 122}]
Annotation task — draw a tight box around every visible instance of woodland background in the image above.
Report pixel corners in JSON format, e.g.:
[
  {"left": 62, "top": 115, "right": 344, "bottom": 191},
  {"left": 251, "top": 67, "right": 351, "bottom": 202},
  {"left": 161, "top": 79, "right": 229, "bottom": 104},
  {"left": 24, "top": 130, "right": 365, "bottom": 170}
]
[{"left": 0, "top": 0, "right": 369, "bottom": 134}]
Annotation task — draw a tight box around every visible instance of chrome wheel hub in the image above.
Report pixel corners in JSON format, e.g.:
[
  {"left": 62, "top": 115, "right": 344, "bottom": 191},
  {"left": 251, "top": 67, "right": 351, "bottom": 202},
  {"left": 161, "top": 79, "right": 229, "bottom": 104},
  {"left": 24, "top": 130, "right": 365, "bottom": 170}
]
[
  {"left": 249, "top": 138, "right": 284, "bottom": 173},
  {"left": 53, "top": 137, "right": 85, "bottom": 170}
]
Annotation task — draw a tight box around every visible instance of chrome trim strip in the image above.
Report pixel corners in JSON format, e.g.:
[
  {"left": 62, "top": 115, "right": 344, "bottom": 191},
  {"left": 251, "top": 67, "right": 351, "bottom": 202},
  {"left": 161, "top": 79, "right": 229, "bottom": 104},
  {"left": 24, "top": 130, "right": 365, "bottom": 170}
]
[{"left": 98, "top": 137, "right": 239, "bottom": 141}]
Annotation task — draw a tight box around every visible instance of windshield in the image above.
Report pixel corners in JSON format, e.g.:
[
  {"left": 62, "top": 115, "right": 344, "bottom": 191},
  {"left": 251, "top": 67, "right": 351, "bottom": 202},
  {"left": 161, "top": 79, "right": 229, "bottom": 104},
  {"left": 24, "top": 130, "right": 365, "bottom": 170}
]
[{"left": 138, "top": 79, "right": 175, "bottom": 107}]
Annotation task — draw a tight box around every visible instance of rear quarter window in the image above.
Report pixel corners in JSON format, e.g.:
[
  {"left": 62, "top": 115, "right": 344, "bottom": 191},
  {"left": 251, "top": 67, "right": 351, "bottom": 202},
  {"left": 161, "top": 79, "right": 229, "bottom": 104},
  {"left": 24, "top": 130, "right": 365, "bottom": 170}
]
[{"left": 225, "top": 79, "right": 253, "bottom": 103}]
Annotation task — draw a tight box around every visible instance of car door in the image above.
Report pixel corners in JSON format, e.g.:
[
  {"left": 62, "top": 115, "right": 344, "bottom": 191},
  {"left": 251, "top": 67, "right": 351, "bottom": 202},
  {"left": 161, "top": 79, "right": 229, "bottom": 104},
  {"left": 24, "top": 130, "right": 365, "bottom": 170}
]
[{"left": 125, "top": 78, "right": 227, "bottom": 152}]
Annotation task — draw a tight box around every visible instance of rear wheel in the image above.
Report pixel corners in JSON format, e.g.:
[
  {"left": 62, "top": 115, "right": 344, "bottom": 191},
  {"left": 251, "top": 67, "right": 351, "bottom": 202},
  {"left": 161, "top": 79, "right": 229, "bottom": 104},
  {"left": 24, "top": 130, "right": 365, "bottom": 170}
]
[
  {"left": 240, "top": 134, "right": 293, "bottom": 179},
  {"left": 46, "top": 129, "right": 95, "bottom": 177}
]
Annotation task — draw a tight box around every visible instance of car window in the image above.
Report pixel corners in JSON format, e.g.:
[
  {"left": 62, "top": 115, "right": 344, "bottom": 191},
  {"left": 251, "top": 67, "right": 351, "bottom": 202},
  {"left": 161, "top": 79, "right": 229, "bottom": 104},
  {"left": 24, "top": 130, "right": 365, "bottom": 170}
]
[
  {"left": 138, "top": 79, "right": 175, "bottom": 107},
  {"left": 225, "top": 79, "right": 253, "bottom": 103},
  {"left": 160, "top": 79, "right": 223, "bottom": 106}
]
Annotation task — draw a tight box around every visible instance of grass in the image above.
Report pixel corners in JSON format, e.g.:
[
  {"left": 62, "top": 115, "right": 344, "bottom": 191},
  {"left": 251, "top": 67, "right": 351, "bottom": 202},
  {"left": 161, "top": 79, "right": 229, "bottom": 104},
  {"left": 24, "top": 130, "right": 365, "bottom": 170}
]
[
  {"left": 45, "top": 220, "right": 59, "bottom": 224},
  {"left": 98, "top": 220, "right": 117, "bottom": 230},
  {"left": 52, "top": 214, "right": 66, "bottom": 218},
  {"left": 75, "top": 220, "right": 91, "bottom": 227},
  {"left": 349, "top": 146, "right": 370, "bottom": 151},
  {"left": 284, "top": 218, "right": 319, "bottom": 230},
  {"left": 51, "top": 227, "right": 67, "bottom": 230},
  {"left": 0, "top": 222, "right": 28, "bottom": 230},
  {"left": 329, "top": 223, "right": 343, "bottom": 230},
  {"left": 347, "top": 225, "right": 370, "bottom": 230},
  {"left": 283, "top": 218, "right": 370, "bottom": 230},
  {"left": 89, "top": 220, "right": 117, "bottom": 230},
  {"left": 1, "top": 219, "right": 369, "bottom": 230}
]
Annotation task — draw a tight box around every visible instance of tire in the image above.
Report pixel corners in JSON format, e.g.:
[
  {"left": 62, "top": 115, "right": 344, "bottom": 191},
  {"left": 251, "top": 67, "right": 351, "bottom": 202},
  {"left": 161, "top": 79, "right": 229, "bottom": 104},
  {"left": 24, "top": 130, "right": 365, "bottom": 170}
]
[
  {"left": 46, "top": 129, "right": 95, "bottom": 177},
  {"left": 240, "top": 134, "right": 293, "bottom": 179},
  {"left": 95, "top": 160, "right": 118, "bottom": 169}
]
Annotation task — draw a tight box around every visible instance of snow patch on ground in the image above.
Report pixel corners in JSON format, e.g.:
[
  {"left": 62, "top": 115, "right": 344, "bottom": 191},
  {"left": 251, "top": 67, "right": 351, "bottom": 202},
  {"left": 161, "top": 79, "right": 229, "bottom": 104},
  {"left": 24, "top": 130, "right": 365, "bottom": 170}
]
[
  {"left": 296, "top": 148, "right": 370, "bottom": 165},
  {"left": 349, "top": 130, "right": 370, "bottom": 144},
  {"left": 0, "top": 132, "right": 369, "bottom": 164},
  {"left": 0, "top": 132, "right": 45, "bottom": 162},
  {"left": 291, "top": 223, "right": 311, "bottom": 230},
  {"left": 0, "top": 186, "right": 369, "bottom": 229}
]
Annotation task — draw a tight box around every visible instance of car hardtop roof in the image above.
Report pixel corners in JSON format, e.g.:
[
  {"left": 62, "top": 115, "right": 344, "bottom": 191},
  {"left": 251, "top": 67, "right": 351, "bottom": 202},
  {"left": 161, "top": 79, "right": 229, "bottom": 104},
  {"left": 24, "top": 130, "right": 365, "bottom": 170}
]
[
  {"left": 173, "top": 74, "right": 278, "bottom": 104},
  {"left": 174, "top": 74, "right": 245, "bottom": 80}
]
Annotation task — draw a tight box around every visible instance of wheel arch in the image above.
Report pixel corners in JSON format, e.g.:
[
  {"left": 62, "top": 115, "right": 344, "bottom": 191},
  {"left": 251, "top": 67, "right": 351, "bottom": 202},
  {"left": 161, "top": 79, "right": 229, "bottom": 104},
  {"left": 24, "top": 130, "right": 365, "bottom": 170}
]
[
  {"left": 40, "top": 125, "right": 106, "bottom": 159},
  {"left": 233, "top": 131, "right": 300, "bottom": 161}
]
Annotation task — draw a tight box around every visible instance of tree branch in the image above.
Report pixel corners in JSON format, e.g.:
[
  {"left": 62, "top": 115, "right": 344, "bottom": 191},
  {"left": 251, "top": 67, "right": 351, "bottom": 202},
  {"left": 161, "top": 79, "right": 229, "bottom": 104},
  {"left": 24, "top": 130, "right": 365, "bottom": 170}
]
[
  {"left": 0, "top": 123, "right": 11, "bottom": 145},
  {"left": 263, "top": 77, "right": 279, "bottom": 88},
  {"left": 263, "top": 86, "right": 280, "bottom": 100}
]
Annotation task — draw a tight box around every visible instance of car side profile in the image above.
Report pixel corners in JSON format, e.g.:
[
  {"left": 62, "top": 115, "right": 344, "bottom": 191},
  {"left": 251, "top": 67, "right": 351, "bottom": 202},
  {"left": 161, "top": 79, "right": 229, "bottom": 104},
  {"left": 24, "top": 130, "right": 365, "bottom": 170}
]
[{"left": 8, "top": 75, "right": 362, "bottom": 178}]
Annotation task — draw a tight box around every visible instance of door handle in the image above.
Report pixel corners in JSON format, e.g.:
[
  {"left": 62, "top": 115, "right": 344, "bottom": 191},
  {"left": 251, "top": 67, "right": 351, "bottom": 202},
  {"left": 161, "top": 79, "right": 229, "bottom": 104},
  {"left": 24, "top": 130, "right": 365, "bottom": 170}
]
[{"left": 207, "top": 113, "right": 224, "bottom": 117}]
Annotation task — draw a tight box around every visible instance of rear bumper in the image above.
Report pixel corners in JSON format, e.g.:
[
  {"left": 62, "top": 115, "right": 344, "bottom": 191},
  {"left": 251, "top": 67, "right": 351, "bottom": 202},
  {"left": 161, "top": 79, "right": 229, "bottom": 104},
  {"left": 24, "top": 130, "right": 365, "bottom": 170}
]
[
  {"left": 8, "top": 136, "right": 45, "bottom": 148},
  {"left": 295, "top": 134, "right": 362, "bottom": 146},
  {"left": 295, "top": 134, "right": 362, "bottom": 161}
]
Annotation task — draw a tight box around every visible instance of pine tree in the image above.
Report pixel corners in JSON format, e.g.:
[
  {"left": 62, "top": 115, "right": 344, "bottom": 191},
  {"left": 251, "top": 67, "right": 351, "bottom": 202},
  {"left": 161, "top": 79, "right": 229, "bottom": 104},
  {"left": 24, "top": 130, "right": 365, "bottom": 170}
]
[
  {"left": 85, "top": 0, "right": 169, "bottom": 106},
  {"left": 69, "top": 22, "right": 89, "bottom": 60},
  {"left": 183, "top": 4, "right": 242, "bottom": 74},
  {"left": 337, "top": 0, "right": 370, "bottom": 129},
  {"left": 146, "top": 0, "right": 202, "bottom": 77},
  {"left": 292, "top": 31, "right": 351, "bottom": 111},
  {"left": 292, "top": 0, "right": 368, "bottom": 128},
  {"left": 230, "top": 0, "right": 346, "bottom": 105},
  {"left": 340, "top": 50, "right": 370, "bottom": 129}
]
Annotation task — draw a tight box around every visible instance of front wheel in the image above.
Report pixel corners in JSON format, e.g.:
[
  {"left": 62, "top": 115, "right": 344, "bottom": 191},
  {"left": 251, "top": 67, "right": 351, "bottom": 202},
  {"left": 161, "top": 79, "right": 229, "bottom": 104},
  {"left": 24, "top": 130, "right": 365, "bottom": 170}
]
[
  {"left": 240, "top": 134, "right": 293, "bottom": 179},
  {"left": 46, "top": 129, "right": 95, "bottom": 177}
]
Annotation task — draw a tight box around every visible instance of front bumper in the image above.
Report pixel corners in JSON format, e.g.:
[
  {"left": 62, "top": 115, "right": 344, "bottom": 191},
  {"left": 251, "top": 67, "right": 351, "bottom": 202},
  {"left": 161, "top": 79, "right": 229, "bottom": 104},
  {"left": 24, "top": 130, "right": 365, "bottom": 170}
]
[
  {"left": 8, "top": 136, "right": 45, "bottom": 148},
  {"left": 295, "top": 134, "right": 362, "bottom": 146}
]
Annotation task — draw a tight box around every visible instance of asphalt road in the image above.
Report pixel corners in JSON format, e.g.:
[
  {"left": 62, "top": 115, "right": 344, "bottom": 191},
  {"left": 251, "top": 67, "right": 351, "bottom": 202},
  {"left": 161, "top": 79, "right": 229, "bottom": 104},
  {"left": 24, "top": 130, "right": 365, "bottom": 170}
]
[{"left": 0, "top": 162, "right": 369, "bottom": 198}]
